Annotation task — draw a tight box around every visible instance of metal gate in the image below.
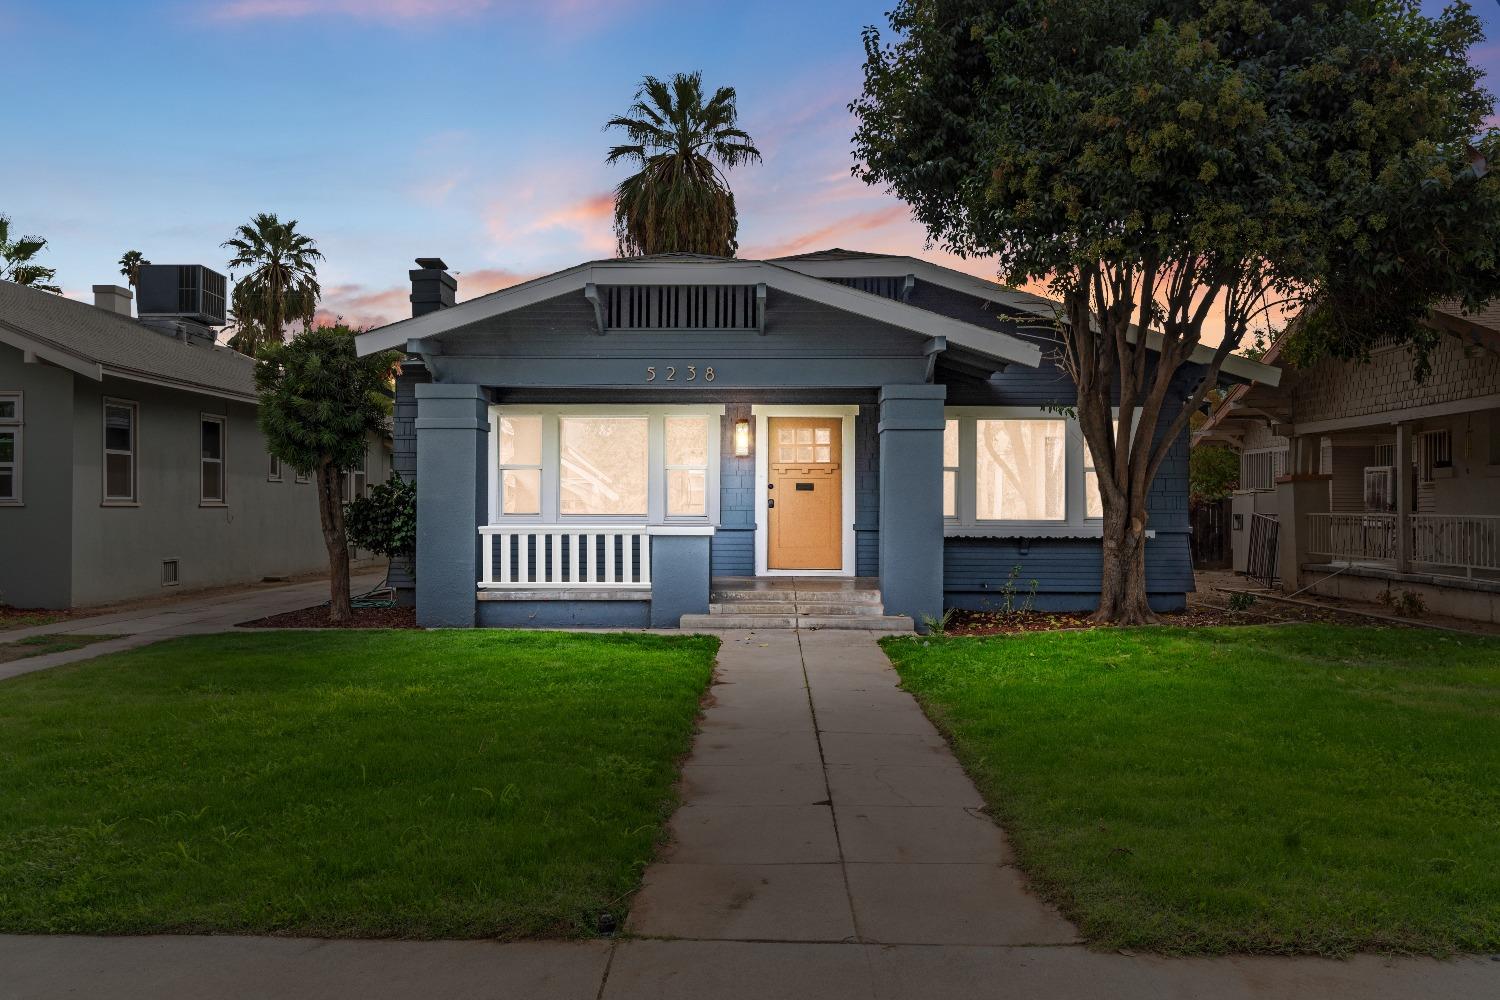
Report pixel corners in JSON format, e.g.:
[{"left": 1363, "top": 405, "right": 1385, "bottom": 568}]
[
  {"left": 1190, "top": 498, "right": 1233, "bottom": 569},
  {"left": 1246, "top": 513, "right": 1280, "bottom": 586}
]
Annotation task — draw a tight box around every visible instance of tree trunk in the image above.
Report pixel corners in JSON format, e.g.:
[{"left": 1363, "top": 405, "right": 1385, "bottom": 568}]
[
  {"left": 317, "top": 457, "right": 353, "bottom": 624},
  {"left": 1093, "top": 494, "right": 1156, "bottom": 625}
]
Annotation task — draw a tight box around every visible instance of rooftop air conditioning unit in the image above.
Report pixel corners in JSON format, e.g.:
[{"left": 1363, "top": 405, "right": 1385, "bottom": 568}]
[{"left": 136, "top": 264, "right": 228, "bottom": 328}]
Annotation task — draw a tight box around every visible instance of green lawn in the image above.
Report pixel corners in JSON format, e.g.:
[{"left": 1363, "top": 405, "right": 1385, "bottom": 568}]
[
  {"left": 0, "top": 630, "right": 717, "bottom": 939},
  {"left": 882, "top": 625, "right": 1500, "bottom": 956}
]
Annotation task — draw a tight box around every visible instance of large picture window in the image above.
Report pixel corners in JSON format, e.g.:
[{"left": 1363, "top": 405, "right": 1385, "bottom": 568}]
[
  {"left": 103, "top": 399, "right": 138, "bottom": 504},
  {"left": 976, "top": 418, "right": 1065, "bottom": 521},
  {"left": 0, "top": 391, "right": 20, "bottom": 504},
  {"left": 492, "top": 407, "right": 720, "bottom": 523},
  {"left": 560, "top": 416, "right": 648, "bottom": 516}
]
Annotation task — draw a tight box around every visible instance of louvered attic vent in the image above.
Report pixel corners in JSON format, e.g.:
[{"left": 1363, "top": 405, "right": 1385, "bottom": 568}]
[
  {"left": 829, "top": 275, "right": 913, "bottom": 301},
  {"left": 601, "top": 284, "right": 762, "bottom": 329}
]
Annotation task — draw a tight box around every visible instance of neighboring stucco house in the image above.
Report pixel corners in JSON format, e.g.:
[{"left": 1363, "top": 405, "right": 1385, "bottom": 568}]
[
  {"left": 0, "top": 273, "right": 390, "bottom": 609},
  {"left": 1196, "top": 302, "right": 1500, "bottom": 621},
  {"left": 360, "top": 251, "right": 1276, "bottom": 630}
]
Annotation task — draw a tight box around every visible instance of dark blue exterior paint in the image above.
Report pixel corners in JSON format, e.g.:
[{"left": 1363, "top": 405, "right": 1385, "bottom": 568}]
[{"left": 401, "top": 268, "right": 1202, "bottom": 626}]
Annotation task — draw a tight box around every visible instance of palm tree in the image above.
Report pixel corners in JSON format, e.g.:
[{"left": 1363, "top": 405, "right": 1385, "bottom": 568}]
[
  {"left": 0, "top": 215, "right": 61, "bottom": 292},
  {"left": 222, "top": 212, "right": 323, "bottom": 354},
  {"left": 605, "top": 72, "right": 762, "bottom": 257},
  {"left": 118, "top": 250, "right": 150, "bottom": 288}
]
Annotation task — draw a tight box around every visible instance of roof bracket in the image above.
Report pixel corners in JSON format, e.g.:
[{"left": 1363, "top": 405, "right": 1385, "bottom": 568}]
[
  {"left": 755, "top": 283, "right": 768, "bottom": 335},
  {"left": 923, "top": 336, "right": 947, "bottom": 383},
  {"left": 901, "top": 273, "right": 916, "bottom": 303},
  {"left": 583, "top": 283, "right": 606, "bottom": 336}
]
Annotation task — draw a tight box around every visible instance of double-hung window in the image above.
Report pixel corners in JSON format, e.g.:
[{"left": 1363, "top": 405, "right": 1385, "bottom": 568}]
[
  {"left": 492, "top": 406, "right": 720, "bottom": 523},
  {"left": 0, "top": 391, "right": 20, "bottom": 504},
  {"left": 942, "top": 419, "right": 959, "bottom": 518},
  {"left": 200, "top": 414, "right": 226, "bottom": 504},
  {"left": 340, "top": 448, "right": 368, "bottom": 502},
  {"left": 103, "top": 399, "right": 138, "bottom": 504}
]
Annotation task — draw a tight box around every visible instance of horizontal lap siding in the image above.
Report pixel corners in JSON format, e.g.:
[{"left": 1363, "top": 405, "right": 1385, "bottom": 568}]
[
  {"left": 714, "top": 403, "right": 756, "bottom": 576},
  {"left": 856, "top": 402, "right": 880, "bottom": 576}
]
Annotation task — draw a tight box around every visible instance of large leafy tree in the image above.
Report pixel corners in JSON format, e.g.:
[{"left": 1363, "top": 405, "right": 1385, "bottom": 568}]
[
  {"left": 0, "top": 214, "right": 61, "bottom": 292},
  {"left": 255, "top": 324, "right": 400, "bottom": 623},
  {"left": 606, "top": 71, "right": 762, "bottom": 257},
  {"left": 853, "top": 0, "right": 1500, "bottom": 623},
  {"left": 224, "top": 212, "right": 323, "bottom": 355},
  {"left": 118, "top": 250, "right": 150, "bottom": 289}
]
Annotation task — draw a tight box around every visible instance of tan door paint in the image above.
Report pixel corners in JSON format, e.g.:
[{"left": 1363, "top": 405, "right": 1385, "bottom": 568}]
[{"left": 767, "top": 416, "right": 843, "bottom": 570}]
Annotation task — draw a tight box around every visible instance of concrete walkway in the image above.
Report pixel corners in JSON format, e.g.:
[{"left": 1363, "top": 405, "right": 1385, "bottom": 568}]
[
  {"left": 0, "top": 570, "right": 384, "bottom": 680},
  {"left": 2, "top": 627, "right": 1497, "bottom": 998}
]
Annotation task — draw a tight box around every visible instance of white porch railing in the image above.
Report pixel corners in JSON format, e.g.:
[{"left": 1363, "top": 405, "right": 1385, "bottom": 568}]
[
  {"left": 1306, "top": 513, "right": 1500, "bottom": 577},
  {"left": 1306, "top": 513, "right": 1397, "bottom": 563},
  {"left": 479, "top": 525, "right": 650, "bottom": 589},
  {"left": 1411, "top": 515, "right": 1500, "bottom": 576}
]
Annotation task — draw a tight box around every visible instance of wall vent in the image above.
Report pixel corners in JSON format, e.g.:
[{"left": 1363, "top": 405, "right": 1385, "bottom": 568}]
[
  {"left": 137, "top": 265, "right": 228, "bottom": 327},
  {"left": 161, "top": 559, "right": 180, "bottom": 587},
  {"left": 601, "top": 285, "right": 761, "bottom": 330},
  {"left": 829, "top": 275, "right": 912, "bottom": 301}
]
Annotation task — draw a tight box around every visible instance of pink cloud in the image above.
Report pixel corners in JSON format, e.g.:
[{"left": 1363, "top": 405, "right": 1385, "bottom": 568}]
[
  {"left": 741, "top": 205, "right": 912, "bottom": 260},
  {"left": 487, "top": 190, "right": 616, "bottom": 257},
  {"left": 210, "top": 0, "right": 641, "bottom": 22},
  {"left": 312, "top": 266, "right": 540, "bottom": 330}
]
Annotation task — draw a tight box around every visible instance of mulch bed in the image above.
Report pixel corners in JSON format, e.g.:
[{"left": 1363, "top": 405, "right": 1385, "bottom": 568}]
[
  {"left": 239, "top": 604, "right": 420, "bottom": 629},
  {"left": 945, "top": 595, "right": 1377, "bottom": 636},
  {"left": 0, "top": 607, "right": 76, "bottom": 631}
]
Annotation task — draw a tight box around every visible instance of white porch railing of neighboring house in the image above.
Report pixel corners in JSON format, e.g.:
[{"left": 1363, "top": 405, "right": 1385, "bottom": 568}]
[
  {"left": 1410, "top": 515, "right": 1500, "bottom": 576},
  {"left": 478, "top": 525, "right": 651, "bottom": 589},
  {"left": 1306, "top": 513, "right": 1500, "bottom": 578}
]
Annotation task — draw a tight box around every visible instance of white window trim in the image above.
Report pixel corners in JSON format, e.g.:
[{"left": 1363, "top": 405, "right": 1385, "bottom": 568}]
[
  {"left": 200, "top": 413, "right": 227, "bottom": 506},
  {"left": 0, "top": 390, "right": 21, "bottom": 506},
  {"left": 102, "top": 397, "right": 139, "bottom": 506},
  {"left": 486, "top": 404, "right": 724, "bottom": 527},
  {"left": 268, "top": 453, "right": 282, "bottom": 482},
  {"left": 752, "top": 404, "right": 858, "bottom": 577},
  {"left": 340, "top": 447, "right": 368, "bottom": 502},
  {"left": 942, "top": 406, "right": 1143, "bottom": 539}
]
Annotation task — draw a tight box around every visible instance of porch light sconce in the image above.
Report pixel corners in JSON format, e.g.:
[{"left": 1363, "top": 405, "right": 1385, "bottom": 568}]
[{"left": 734, "top": 419, "right": 752, "bottom": 457}]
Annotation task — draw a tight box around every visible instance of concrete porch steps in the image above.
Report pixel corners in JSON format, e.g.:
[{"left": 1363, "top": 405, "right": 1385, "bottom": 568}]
[{"left": 681, "top": 577, "right": 914, "bottom": 631}]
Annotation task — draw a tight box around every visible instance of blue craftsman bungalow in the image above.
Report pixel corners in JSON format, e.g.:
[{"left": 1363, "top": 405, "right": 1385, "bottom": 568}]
[{"left": 354, "top": 250, "right": 1277, "bottom": 630}]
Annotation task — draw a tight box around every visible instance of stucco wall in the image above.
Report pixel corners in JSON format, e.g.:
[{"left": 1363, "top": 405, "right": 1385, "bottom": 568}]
[
  {"left": 0, "top": 343, "right": 75, "bottom": 608},
  {"left": 67, "top": 376, "right": 336, "bottom": 607}
]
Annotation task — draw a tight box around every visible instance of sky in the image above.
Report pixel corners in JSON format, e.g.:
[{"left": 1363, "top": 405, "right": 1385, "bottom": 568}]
[{"left": 3, "top": 0, "right": 1498, "bottom": 332}]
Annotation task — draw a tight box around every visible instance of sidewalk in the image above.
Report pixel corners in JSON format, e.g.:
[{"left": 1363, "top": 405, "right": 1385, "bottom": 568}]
[
  {"left": 2, "top": 626, "right": 1497, "bottom": 998},
  {"left": 0, "top": 570, "right": 384, "bottom": 681}
]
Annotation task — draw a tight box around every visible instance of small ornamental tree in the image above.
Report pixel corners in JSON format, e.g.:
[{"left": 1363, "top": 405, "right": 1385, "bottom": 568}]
[
  {"left": 853, "top": 0, "right": 1500, "bottom": 623},
  {"left": 255, "top": 325, "right": 401, "bottom": 623}
]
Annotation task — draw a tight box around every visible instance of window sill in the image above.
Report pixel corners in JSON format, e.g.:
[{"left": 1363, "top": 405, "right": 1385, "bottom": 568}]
[
  {"left": 0, "top": 499, "right": 22, "bottom": 507},
  {"left": 199, "top": 501, "right": 228, "bottom": 508},
  {"left": 101, "top": 500, "right": 139, "bottom": 508},
  {"left": 944, "top": 524, "right": 1155, "bottom": 540}
]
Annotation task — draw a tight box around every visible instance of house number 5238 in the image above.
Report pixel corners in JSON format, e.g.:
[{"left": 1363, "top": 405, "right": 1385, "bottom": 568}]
[{"left": 646, "top": 366, "right": 715, "bottom": 382}]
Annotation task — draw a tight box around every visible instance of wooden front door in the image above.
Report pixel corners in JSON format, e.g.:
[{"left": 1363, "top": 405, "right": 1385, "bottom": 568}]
[{"left": 768, "top": 417, "right": 842, "bottom": 570}]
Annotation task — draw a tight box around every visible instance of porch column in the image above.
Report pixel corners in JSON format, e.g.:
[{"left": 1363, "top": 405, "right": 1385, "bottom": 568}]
[
  {"left": 1394, "top": 422, "right": 1413, "bottom": 573},
  {"left": 878, "top": 384, "right": 946, "bottom": 629},
  {"left": 1275, "top": 431, "right": 1330, "bottom": 590},
  {"left": 415, "top": 383, "right": 489, "bottom": 628}
]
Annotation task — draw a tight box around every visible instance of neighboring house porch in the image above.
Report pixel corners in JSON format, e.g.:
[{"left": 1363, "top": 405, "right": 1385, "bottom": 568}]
[{"left": 1198, "top": 305, "right": 1500, "bottom": 621}]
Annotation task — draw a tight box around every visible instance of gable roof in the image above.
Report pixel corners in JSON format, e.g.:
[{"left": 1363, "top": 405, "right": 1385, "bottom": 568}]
[
  {"left": 0, "top": 280, "right": 257, "bottom": 402},
  {"left": 773, "top": 251, "right": 1282, "bottom": 387},
  {"left": 354, "top": 255, "right": 1044, "bottom": 369}
]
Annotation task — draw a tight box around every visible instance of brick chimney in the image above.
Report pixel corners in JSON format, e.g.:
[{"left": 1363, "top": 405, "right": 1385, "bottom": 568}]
[
  {"left": 92, "top": 284, "right": 133, "bottom": 317},
  {"left": 409, "top": 257, "right": 456, "bottom": 317}
]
